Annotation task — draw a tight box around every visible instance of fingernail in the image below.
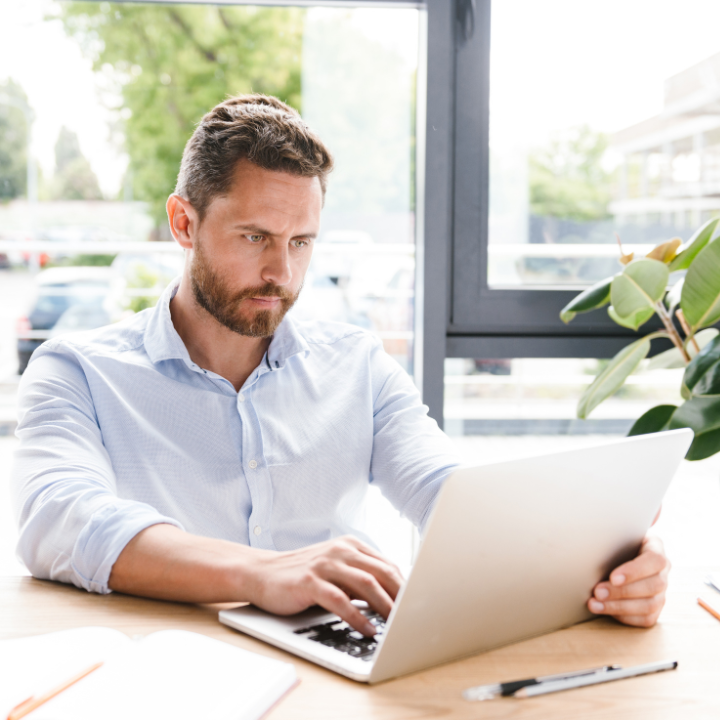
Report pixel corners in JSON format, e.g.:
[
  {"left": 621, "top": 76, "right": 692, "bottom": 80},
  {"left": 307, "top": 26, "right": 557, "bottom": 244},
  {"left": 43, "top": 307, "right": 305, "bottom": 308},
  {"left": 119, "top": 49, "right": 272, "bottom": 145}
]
[
  {"left": 611, "top": 574, "right": 626, "bottom": 586},
  {"left": 595, "top": 587, "right": 609, "bottom": 600},
  {"left": 364, "top": 622, "right": 376, "bottom": 636},
  {"left": 589, "top": 599, "right": 604, "bottom": 613}
]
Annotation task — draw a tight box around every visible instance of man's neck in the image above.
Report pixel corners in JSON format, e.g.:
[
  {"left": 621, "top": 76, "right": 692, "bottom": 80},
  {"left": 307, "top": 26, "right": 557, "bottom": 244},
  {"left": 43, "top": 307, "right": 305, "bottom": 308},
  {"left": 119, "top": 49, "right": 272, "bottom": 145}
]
[{"left": 170, "top": 275, "right": 271, "bottom": 393}]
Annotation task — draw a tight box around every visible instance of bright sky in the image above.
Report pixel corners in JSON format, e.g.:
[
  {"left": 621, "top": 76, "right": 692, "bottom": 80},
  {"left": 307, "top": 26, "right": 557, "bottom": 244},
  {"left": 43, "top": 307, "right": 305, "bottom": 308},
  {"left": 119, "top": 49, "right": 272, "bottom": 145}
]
[
  {"left": 0, "top": 0, "right": 125, "bottom": 196},
  {"left": 491, "top": 0, "right": 720, "bottom": 149}
]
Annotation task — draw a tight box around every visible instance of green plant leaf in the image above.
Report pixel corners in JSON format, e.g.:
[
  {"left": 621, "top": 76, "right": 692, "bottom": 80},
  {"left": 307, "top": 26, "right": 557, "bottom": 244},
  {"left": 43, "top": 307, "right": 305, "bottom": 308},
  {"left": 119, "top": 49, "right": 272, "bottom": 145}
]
[
  {"left": 560, "top": 276, "right": 613, "bottom": 324},
  {"left": 669, "top": 394, "right": 720, "bottom": 434},
  {"left": 682, "top": 334, "right": 720, "bottom": 396},
  {"left": 686, "top": 427, "right": 720, "bottom": 461},
  {"left": 648, "top": 328, "right": 719, "bottom": 370},
  {"left": 628, "top": 404, "right": 677, "bottom": 436},
  {"left": 680, "top": 238, "right": 720, "bottom": 332},
  {"left": 668, "top": 216, "right": 720, "bottom": 272},
  {"left": 577, "top": 336, "right": 651, "bottom": 419},
  {"left": 608, "top": 304, "right": 655, "bottom": 330},
  {"left": 665, "top": 277, "right": 684, "bottom": 314},
  {"left": 610, "top": 259, "right": 668, "bottom": 325},
  {"left": 669, "top": 395, "right": 720, "bottom": 459}
]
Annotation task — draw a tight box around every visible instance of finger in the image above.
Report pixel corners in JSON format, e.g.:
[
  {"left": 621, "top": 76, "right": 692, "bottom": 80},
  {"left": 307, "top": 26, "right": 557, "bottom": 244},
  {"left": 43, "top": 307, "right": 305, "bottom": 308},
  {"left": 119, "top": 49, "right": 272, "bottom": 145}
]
[
  {"left": 594, "top": 571, "right": 668, "bottom": 601},
  {"left": 338, "top": 537, "right": 404, "bottom": 578},
  {"left": 313, "top": 580, "right": 377, "bottom": 636},
  {"left": 328, "top": 564, "right": 394, "bottom": 620},
  {"left": 340, "top": 551, "right": 403, "bottom": 600},
  {"left": 588, "top": 593, "right": 665, "bottom": 619},
  {"left": 609, "top": 542, "right": 668, "bottom": 587},
  {"left": 611, "top": 613, "right": 662, "bottom": 628}
]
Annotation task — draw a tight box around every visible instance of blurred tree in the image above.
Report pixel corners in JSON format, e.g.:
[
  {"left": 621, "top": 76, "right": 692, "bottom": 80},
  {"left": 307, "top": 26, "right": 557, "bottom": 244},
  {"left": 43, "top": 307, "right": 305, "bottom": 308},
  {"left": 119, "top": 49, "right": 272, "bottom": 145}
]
[
  {"left": 529, "top": 125, "right": 614, "bottom": 221},
  {"left": 55, "top": 3, "right": 304, "bottom": 226},
  {"left": 0, "top": 78, "right": 29, "bottom": 201},
  {"left": 50, "top": 126, "right": 103, "bottom": 200}
]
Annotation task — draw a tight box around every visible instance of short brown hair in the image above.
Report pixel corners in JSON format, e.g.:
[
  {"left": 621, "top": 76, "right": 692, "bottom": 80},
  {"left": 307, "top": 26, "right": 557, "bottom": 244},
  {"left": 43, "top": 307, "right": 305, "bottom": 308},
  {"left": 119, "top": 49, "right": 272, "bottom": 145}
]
[{"left": 175, "top": 94, "right": 333, "bottom": 220}]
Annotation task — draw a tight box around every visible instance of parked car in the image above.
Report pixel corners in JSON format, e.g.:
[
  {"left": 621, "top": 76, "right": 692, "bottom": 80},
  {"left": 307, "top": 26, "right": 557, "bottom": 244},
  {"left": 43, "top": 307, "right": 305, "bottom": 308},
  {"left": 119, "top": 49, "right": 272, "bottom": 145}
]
[{"left": 16, "top": 266, "right": 114, "bottom": 374}]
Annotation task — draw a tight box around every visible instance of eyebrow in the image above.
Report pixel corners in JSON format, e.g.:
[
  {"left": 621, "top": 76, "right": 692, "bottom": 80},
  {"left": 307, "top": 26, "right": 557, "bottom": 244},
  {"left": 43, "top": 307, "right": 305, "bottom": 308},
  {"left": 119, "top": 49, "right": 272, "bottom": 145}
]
[{"left": 234, "top": 224, "right": 317, "bottom": 240}]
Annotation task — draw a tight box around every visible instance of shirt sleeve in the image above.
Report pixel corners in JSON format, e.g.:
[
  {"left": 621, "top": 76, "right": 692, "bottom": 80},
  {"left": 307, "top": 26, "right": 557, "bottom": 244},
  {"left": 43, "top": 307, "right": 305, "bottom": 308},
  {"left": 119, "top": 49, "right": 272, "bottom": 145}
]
[
  {"left": 368, "top": 338, "right": 460, "bottom": 532},
  {"left": 11, "top": 342, "right": 183, "bottom": 594}
]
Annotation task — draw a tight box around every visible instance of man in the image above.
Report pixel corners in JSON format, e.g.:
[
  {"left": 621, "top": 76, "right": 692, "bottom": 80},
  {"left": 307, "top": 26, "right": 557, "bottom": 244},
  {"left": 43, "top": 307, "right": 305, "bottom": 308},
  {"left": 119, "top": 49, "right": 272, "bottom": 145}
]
[{"left": 12, "top": 94, "right": 668, "bottom": 637}]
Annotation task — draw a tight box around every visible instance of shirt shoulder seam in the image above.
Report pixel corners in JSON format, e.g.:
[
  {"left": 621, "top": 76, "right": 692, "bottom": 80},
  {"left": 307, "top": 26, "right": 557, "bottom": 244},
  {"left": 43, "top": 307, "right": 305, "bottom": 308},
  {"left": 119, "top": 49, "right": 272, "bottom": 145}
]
[
  {"left": 42, "top": 332, "right": 146, "bottom": 356},
  {"left": 303, "top": 326, "right": 373, "bottom": 348}
]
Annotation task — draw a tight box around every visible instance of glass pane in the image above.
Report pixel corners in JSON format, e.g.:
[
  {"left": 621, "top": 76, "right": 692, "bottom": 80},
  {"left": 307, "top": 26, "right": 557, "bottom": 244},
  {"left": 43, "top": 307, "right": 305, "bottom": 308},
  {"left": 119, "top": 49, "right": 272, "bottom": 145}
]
[
  {"left": 0, "top": 2, "right": 421, "bottom": 571},
  {"left": 488, "top": 0, "right": 720, "bottom": 288},
  {"left": 0, "top": 2, "right": 419, "bottom": 374},
  {"left": 444, "top": 357, "right": 683, "bottom": 436}
]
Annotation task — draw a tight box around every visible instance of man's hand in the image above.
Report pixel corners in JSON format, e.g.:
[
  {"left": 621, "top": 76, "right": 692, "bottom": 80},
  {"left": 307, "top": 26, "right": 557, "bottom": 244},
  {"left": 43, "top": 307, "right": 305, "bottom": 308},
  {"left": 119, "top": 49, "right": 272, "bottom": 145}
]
[
  {"left": 245, "top": 536, "right": 404, "bottom": 637},
  {"left": 588, "top": 536, "right": 669, "bottom": 627},
  {"left": 109, "top": 526, "right": 403, "bottom": 638}
]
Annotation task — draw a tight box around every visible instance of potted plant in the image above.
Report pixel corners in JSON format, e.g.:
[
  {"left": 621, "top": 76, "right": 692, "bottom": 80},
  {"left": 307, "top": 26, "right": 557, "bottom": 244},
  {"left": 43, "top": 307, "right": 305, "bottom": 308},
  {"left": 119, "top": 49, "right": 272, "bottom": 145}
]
[{"left": 560, "top": 217, "right": 720, "bottom": 460}]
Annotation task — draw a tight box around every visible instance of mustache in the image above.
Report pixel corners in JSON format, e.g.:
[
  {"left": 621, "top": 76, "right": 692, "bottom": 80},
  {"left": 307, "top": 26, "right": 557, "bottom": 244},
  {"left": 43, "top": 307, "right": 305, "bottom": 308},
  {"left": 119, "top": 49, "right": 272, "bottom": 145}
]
[{"left": 231, "top": 282, "right": 299, "bottom": 304}]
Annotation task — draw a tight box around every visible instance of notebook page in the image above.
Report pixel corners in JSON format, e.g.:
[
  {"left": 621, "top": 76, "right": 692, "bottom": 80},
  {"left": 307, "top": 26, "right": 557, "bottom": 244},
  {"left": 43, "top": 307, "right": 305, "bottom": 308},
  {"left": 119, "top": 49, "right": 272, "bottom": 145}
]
[
  {"left": 33, "top": 629, "right": 298, "bottom": 720},
  {"left": 0, "top": 627, "right": 130, "bottom": 718}
]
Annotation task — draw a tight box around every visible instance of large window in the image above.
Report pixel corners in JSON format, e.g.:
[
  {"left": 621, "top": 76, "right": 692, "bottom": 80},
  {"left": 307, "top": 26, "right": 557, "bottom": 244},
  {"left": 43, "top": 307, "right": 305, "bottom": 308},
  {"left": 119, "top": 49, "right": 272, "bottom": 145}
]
[
  {"left": 0, "top": 0, "right": 423, "bottom": 568},
  {"left": 488, "top": 0, "right": 720, "bottom": 290},
  {"left": 448, "top": 0, "right": 720, "bottom": 335},
  {"left": 420, "top": 0, "right": 720, "bottom": 425}
]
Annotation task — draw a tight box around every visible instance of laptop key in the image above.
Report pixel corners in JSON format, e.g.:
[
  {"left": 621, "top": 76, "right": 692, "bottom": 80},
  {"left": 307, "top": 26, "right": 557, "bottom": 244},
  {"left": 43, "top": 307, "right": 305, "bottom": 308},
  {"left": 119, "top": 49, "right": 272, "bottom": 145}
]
[{"left": 297, "top": 609, "right": 385, "bottom": 661}]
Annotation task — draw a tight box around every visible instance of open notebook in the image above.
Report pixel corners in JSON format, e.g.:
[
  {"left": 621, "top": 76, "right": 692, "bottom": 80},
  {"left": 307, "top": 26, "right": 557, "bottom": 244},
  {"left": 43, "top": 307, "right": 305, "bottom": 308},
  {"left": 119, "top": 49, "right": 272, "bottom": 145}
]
[{"left": 0, "top": 627, "right": 298, "bottom": 720}]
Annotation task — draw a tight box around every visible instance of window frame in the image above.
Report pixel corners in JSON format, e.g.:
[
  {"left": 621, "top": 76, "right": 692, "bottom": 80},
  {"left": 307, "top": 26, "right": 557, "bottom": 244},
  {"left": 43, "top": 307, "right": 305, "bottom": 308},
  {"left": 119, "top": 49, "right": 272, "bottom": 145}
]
[{"left": 420, "top": 0, "right": 671, "bottom": 427}]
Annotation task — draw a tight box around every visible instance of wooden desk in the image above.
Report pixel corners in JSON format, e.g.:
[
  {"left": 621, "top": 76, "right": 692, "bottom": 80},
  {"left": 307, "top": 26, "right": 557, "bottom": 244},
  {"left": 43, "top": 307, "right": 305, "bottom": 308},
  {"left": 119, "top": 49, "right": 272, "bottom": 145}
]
[{"left": 1, "top": 569, "right": 718, "bottom": 719}]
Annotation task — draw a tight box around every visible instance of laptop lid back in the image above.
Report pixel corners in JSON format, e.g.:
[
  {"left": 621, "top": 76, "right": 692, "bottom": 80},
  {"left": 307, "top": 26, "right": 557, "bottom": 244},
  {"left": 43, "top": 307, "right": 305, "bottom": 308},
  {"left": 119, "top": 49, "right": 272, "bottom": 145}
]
[{"left": 369, "top": 429, "right": 692, "bottom": 683}]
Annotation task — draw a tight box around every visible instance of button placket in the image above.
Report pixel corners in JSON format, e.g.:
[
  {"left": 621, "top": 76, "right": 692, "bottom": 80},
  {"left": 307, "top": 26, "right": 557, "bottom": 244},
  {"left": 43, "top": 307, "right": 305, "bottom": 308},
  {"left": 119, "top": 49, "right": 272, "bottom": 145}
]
[{"left": 237, "top": 382, "right": 275, "bottom": 549}]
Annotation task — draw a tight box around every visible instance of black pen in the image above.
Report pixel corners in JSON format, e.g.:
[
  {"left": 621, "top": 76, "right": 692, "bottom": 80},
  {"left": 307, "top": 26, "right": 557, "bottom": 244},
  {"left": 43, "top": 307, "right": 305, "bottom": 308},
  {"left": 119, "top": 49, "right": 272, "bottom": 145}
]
[
  {"left": 514, "top": 659, "right": 678, "bottom": 698},
  {"left": 462, "top": 665, "right": 619, "bottom": 701}
]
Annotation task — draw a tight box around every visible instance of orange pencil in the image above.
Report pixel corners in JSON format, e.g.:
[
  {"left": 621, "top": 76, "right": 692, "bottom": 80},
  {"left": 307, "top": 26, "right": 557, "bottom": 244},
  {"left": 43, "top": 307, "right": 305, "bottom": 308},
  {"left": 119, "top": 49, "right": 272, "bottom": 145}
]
[
  {"left": 6, "top": 661, "right": 104, "bottom": 720},
  {"left": 698, "top": 597, "right": 720, "bottom": 622}
]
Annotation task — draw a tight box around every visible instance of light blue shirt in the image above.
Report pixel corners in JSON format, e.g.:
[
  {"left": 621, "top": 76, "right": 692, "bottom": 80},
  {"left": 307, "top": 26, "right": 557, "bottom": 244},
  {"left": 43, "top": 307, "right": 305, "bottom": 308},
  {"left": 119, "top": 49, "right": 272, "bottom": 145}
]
[{"left": 12, "top": 280, "right": 458, "bottom": 594}]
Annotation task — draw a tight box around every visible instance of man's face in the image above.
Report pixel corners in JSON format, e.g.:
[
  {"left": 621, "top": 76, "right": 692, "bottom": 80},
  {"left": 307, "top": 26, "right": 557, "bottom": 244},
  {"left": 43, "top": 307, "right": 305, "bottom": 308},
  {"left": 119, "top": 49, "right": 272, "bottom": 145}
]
[{"left": 188, "top": 159, "right": 323, "bottom": 337}]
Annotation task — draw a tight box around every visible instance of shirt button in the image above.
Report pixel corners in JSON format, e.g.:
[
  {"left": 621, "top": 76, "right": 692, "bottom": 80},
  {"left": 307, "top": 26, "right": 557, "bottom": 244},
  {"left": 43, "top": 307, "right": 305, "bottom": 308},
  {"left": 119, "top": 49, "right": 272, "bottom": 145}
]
[
  {"left": 238, "top": 394, "right": 245, "bottom": 403},
  {"left": 253, "top": 525, "right": 262, "bottom": 536},
  {"left": 249, "top": 459, "right": 258, "bottom": 469}
]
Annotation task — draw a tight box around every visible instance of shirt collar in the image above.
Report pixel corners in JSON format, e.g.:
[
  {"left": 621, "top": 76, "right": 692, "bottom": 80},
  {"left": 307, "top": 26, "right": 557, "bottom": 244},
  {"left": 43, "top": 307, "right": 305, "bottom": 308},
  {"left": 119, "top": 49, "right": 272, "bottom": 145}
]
[
  {"left": 144, "top": 278, "right": 309, "bottom": 370},
  {"left": 266, "top": 312, "right": 310, "bottom": 369}
]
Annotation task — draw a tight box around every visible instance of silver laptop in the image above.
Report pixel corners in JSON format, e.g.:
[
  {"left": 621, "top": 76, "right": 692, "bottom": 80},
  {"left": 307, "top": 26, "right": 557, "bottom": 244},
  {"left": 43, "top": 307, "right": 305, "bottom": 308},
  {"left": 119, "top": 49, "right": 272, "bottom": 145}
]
[{"left": 220, "top": 429, "right": 693, "bottom": 683}]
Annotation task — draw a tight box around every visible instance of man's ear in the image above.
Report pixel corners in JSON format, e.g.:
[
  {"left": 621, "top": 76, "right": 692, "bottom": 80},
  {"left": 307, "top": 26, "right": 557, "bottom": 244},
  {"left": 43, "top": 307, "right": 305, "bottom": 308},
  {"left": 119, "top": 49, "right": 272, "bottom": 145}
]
[{"left": 166, "top": 194, "right": 198, "bottom": 250}]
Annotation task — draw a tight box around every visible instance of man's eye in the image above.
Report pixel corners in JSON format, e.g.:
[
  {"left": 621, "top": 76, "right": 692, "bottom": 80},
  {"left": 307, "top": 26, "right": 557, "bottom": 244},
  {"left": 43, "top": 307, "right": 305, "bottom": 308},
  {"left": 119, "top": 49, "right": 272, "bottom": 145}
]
[
  {"left": 247, "top": 234, "right": 264, "bottom": 243},
  {"left": 292, "top": 239, "right": 308, "bottom": 248}
]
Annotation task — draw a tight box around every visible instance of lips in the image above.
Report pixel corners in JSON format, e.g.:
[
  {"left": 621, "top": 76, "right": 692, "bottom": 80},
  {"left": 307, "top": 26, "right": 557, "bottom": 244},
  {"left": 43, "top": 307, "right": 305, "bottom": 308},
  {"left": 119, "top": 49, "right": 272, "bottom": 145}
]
[{"left": 248, "top": 297, "right": 281, "bottom": 306}]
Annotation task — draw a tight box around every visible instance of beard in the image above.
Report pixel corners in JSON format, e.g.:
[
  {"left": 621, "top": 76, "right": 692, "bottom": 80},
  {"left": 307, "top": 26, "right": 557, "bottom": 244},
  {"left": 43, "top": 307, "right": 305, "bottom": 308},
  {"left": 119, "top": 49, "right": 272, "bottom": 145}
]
[{"left": 189, "top": 240, "right": 301, "bottom": 338}]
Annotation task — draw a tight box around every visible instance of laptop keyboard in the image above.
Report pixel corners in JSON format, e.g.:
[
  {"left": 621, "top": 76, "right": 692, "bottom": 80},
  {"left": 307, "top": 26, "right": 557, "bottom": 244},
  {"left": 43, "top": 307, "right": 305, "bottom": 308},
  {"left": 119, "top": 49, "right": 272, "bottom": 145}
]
[{"left": 293, "top": 609, "right": 386, "bottom": 662}]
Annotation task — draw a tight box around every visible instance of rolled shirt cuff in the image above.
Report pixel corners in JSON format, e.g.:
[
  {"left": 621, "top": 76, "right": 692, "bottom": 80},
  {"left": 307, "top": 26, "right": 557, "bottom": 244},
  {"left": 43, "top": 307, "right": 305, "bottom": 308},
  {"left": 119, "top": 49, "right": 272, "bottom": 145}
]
[{"left": 70, "top": 500, "right": 184, "bottom": 594}]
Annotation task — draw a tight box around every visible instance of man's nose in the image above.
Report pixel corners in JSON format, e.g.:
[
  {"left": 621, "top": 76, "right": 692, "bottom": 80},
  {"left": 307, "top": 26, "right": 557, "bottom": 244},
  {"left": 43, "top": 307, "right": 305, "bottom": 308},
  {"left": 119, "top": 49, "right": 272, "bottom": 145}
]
[{"left": 261, "top": 243, "right": 292, "bottom": 287}]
